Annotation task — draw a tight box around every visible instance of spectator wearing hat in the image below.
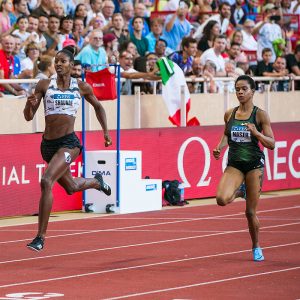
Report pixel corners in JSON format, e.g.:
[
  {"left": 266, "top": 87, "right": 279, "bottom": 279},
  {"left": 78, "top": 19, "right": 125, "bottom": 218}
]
[
  {"left": 103, "top": 33, "right": 119, "bottom": 63},
  {"left": 254, "top": 3, "right": 282, "bottom": 62}
]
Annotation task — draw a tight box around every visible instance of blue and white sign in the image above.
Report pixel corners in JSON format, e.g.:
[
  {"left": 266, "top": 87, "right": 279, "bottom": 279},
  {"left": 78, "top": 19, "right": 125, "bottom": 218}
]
[
  {"left": 125, "top": 158, "right": 137, "bottom": 170},
  {"left": 146, "top": 184, "right": 157, "bottom": 191}
]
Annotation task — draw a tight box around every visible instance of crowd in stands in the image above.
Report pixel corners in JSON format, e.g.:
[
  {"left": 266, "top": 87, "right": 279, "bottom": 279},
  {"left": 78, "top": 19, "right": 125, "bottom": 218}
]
[{"left": 0, "top": 0, "right": 300, "bottom": 97}]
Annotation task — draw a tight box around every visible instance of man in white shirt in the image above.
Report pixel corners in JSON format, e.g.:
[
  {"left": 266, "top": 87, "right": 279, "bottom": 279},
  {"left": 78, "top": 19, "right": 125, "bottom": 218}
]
[
  {"left": 241, "top": 19, "right": 258, "bottom": 51},
  {"left": 200, "top": 34, "right": 227, "bottom": 76}
]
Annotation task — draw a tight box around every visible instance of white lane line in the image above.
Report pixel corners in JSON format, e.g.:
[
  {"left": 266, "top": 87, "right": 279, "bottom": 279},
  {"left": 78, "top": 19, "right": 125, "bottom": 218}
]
[
  {"left": 0, "top": 241, "right": 299, "bottom": 289},
  {"left": 1, "top": 221, "right": 300, "bottom": 265},
  {"left": 1, "top": 205, "right": 299, "bottom": 245},
  {"left": 104, "top": 266, "right": 300, "bottom": 300}
]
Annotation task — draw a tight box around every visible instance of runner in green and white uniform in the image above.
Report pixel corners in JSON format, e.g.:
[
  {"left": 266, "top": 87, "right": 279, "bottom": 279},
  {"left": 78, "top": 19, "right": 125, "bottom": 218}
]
[{"left": 213, "top": 75, "right": 275, "bottom": 262}]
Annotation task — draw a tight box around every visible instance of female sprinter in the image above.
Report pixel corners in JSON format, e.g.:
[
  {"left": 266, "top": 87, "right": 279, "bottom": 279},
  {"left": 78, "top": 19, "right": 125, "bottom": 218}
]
[
  {"left": 24, "top": 47, "right": 112, "bottom": 251},
  {"left": 213, "top": 75, "right": 275, "bottom": 261}
]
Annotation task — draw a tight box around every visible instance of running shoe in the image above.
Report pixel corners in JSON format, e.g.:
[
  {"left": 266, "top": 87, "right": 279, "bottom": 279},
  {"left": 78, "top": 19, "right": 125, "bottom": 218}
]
[
  {"left": 94, "top": 172, "right": 111, "bottom": 196},
  {"left": 237, "top": 183, "right": 247, "bottom": 199},
  {"left": 252, "top": 247, "right": 265, "bottom": 262},
  {"left": 27, "top": 236, "right": 44, "bottom": 252}
]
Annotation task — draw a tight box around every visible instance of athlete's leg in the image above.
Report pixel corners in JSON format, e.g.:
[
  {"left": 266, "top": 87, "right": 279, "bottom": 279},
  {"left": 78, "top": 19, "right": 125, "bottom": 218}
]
[
  {"left": 37, "top": 147, "right": 81, "bottom": 238},
  {"left": 216, "top": 166, "right": 244, "bottom": 206},
  {"left": 244, "top": 167, "right": 264, "bottom": 249},
  {"left": 58, "top": 169, "right": 100, "bottom": 195}
]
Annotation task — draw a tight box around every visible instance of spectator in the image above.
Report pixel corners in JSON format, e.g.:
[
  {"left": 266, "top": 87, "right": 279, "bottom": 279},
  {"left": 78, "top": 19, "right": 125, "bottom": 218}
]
[
  {"left": 242, "top": 0, "right": 259, "bottom": 22},
  {"left": 162, "top": 0, "right": 192, "bottom": 51},
  {"left": 71, "top": 18, "right": 85, "bottom": 50},
  {"left": 102, "top": 0, "right": 115, "bottom": 26},
  {"left": 120, "top": 2, "right": 134, "bottom": 27},
  {"left": 12, "top": 15, "right": 30, "bottom": 47},
  {"left": 128, "top": 3, "right": 150, "bottom": 37},
  {"left": 71, "top": 60, "right": 83, "bottom": 79},
  {"left": 74, "top": 3, "right": 88, "bottom": 27},
  {"left": 19, "top": 42, "right": 40, "bottom": 86},
  {"left": 200, "top": 34, "right": 227, "bottom": 76},
  {"left": 52, "top": 0, "right": 65, "bottom": 18},
  {"left": 119, "top": 40, "right": 140, "bottom": 61},
  {"left": 285, "top": 44, "right": 300, "bottom": 85},
  {"left": 130, "top": 16, "right": 149, "bottom": 56},
  {"left": 103, "top": 33, "right": 119, "bottom": 63},
  {"left": 36, "top": 14, "right": 48, "bottom": 52},
  {"left": 193, "top": 2, "right": 231, "bottom": 40},
  {"left": 118, "top": 50, "right": 159, "bottom": 95},
  {"left": 254, "top": 3, "right": 282, "bottom": 63},
  {"left": 44, "top": 14, "right": 62, "bottom": 55},
  {"left": 0, "top": 35, "right": 26, "bottom": 96},
  {"left": 75, "top": 29, "right": 107, "bottom": 71},
  {"left": 202, "top": 60, "right": 218, "bottom": 93},
  {"left": 9, "top": 0, "right": 29, "bottom": 26},
  {"left": 169, "top": 37, "right": 197, "bottom": 74},
  {"left": 230, "top": 0, "right": 247, "bottom": 28},
  {"left": 230, "top": 29, "right": 243, "bottom": 46},
  {"left": 86, "top": 0, "right": 105, "bottom": 28},
  {"left": 270, "top": 56, "right": 291, "bottom": 91},
  {"left": 146, "top": 18, "right": 164, "bottom": 53},
  {"left": 60, "top": 15, "right": 74, "bottom": 36},
  {"left": 31, "top": 55, "right": 55, "bottom": 91},
  {"left": 27, "top": 14, "right": 39, "bottom": 35},
  {"left": 226, "top": 42, "right": 242, "bottom": 65},
  {"left": 241, "top": 19, "right": 258, "bottom": 51},
  {"left": 186, "top": 56, "right": 204, "bottom": 94},
  {"left": 108, "top": 13, "right": 128, "bottom": 45},
  {"left": 0, "top": 0, "right": 13, "bottom": 38},
  {"left": 197, "top": 20, "right": 220, "bottom": 56},
  {"left": 281, "top": 0, "right": 293, "bottom": 30},
  {"left": 198, "top": 0, "right": 216, "bottom": 13},
  {"left": 154, "top": 38, "right": 168, "bottom": 58},
  {"left": 32, "top": 0, "right": 54, "bottom": 17},
  {"left": 256, "top": 47, "right": 274, "bottom": 76}
]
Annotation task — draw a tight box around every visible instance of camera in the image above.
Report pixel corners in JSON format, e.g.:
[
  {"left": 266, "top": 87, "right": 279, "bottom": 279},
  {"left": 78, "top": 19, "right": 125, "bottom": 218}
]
[{"left": 270, "top": 15, "right": 281, "bottom": 22}]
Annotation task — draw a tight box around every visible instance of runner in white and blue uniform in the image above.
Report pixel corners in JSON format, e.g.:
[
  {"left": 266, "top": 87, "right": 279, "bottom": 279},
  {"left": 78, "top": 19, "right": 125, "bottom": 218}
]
[
  {"left": 212, "top": 75, "right": 275, "bottom": 262},
  {"left": 24, "top": 46, "right": 112, "bottom": 252}
]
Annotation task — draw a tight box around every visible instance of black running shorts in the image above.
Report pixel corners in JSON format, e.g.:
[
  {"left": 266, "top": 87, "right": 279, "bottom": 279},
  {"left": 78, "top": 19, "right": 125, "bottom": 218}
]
[
  {"left": 40, "top": 132, "right": 82, "bottom": 163},
  {"left": 227, "top": 157, "right": 265, "bottom": 175}
]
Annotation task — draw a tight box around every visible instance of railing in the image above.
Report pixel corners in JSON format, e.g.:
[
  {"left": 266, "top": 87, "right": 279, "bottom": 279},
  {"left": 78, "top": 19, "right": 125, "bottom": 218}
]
[{"left": 1, "top": 76, "right": 299, "bottom": 129}]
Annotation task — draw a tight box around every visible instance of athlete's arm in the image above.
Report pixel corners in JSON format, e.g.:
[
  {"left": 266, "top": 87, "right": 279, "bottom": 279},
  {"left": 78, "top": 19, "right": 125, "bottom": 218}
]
[
  {"left": 79, "top": 81, "right": 112, "bottom": 147},
  {"left": 121, "top": 70, "right": 160, "bottom": 81},
  {"left": 213, "top": 109, "right": 232, "bottom": 160},
  {"left": 248, "top": 109, "right": 275, "bottom": 150},
  {"left": 23, "top": 79, "right": 47, "bottom": 121}
]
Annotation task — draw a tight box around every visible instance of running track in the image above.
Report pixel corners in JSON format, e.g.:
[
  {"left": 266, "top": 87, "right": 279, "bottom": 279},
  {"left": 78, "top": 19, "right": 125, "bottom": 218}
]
[{"left": 0, "top": 194, "right": 299, "bottom": 300}]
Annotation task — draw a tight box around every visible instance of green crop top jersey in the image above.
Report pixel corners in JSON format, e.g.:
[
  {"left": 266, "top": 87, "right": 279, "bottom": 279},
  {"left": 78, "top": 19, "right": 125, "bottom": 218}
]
[{"left": 225, "top": 106, "right": 265, "bottom": 167}]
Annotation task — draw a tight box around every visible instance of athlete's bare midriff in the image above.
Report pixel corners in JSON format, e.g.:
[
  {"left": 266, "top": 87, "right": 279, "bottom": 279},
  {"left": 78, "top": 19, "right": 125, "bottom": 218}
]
[{"left": 44, "top": 114, "right": 76, "bottom": 140}]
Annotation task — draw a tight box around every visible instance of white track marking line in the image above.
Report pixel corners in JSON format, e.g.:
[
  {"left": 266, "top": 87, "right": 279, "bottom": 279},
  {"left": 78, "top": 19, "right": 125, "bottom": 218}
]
[
  {"left": 1, "top": 205, "right": 299, "bottom": 245},
  {"left": 104, "top": 266, "right": 300, "bottom": 300},
  {"left": 0, "top": 241, "right": 299, "bottom": 289},
  {"left": 1, "top": 221, "right": 300, "bottom": 265}
]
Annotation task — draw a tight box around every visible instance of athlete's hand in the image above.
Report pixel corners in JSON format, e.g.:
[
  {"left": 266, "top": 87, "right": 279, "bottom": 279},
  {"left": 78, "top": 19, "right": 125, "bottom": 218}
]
[
  {"left": 26, "top": 93, "right": 38, "bottom": 107},
  {"left": 245, "top": 123, "right": 259, "bottom": 137},
  {"left": 213, "top": 148, "right": 221, "bottom": 160},
  {"left": 104, "top": 134, "right": 112, "bottom": 147}
]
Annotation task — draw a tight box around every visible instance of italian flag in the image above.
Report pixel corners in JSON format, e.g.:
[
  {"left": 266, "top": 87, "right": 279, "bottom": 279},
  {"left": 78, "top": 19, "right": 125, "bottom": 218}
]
[{"left": 156, "top": 58, "right": 200, "bottom": 127}]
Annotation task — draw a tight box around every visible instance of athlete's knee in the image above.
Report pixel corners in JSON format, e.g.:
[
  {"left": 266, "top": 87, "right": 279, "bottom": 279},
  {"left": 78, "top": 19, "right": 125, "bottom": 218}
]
[
  {"left": 40, "top": 175, "right": 53, "bottom": 191},
  {"left": 245, "top": 209, "right": 256, "bottom": 219}
]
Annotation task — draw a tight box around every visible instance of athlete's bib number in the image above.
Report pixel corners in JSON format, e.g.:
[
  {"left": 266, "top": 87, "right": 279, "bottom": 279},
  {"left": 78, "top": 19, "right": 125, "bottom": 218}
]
[{"left": 231, "top": 125, "right": 251, "bottom": 143}]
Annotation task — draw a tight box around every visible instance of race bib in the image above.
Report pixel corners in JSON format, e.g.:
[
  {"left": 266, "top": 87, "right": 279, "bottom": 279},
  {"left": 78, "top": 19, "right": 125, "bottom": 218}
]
[
  {"left": 53, "top": 93, "right": 74, "bottom": 109},
  {"left": 231, "top": 125, "right": 251, "bottom": 143}
]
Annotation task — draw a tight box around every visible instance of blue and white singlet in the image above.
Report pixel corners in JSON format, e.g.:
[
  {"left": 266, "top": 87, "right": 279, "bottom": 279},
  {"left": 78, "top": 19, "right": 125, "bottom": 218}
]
[{"left": 43, "top": 75, "right": 81, "bottom": 117}]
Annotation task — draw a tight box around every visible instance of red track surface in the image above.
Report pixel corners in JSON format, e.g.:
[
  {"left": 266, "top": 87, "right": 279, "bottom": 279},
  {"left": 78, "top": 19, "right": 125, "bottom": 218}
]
[{"left": 0, "top": 194, "right": 299, "bottom": 300}]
